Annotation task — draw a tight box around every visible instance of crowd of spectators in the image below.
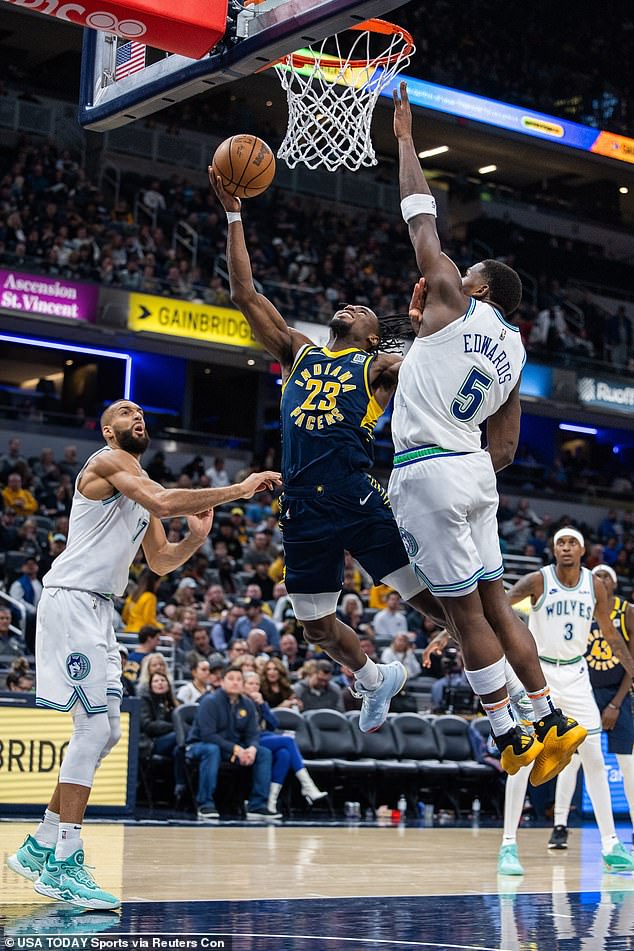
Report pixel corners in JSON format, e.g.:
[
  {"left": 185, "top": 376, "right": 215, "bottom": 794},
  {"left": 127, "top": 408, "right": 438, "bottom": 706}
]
[
  {"left": 399, "top": 0, "right": 633, "bottom": 136},
  {"left": 2, "top": 137, "right": 634, "bottom": 379},
  {"left": 3, "top": 434, "right": 634, "bottom": 683},
  {"left": 3, "top": 433, "right": 634, "bottom": 810}
]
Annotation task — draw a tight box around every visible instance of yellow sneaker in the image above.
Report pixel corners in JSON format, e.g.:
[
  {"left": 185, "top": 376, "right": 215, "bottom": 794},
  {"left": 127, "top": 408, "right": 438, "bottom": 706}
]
[
  {"left": 494, "top": 726, "right": 543, "bottom": 775},
  {"left": 529, "top": 709, "right": 587, "bottom": 787}
]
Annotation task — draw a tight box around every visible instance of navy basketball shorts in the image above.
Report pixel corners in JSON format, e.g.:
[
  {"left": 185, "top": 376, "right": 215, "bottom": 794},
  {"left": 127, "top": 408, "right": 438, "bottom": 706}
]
[
  {"left": 280, "top": 472, "right": 410, "bottom": 594},
  {"left": 593, "top": 685, "right": 634, "bottom": 754}
]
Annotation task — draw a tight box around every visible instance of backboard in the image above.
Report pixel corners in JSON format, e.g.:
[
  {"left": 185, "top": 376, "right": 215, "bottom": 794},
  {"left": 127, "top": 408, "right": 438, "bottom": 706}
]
[{"left": 79, "top": 0, "right": 409, "bottom": 131}]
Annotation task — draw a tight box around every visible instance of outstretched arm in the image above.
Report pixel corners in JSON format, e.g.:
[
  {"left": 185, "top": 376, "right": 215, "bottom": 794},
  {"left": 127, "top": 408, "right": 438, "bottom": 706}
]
[
  {"left": 393, "top": 82, "right": 467, "bottom": 330},
  {"left": 486, "top": 381, "right": 521, "bottom": 472},
  {"left": 86, "top": 450, "right": 281, "bottom": 519},
  {"left": 209, "top": 169, "right": 312, "bottom": 369}
]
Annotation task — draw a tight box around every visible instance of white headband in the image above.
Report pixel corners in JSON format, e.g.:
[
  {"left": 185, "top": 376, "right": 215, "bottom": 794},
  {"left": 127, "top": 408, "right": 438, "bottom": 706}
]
[
  {"left": 553, "top": 527, "right": 585, "bottom": 548},
  {"left": 592, "top": 563, "right": 617, "bottom": 584}
]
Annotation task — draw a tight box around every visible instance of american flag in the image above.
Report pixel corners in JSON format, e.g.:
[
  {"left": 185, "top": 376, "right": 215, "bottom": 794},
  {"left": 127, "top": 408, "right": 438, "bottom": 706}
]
[{"left": 114, "top": 41, "right": 146, "bottom": 81}]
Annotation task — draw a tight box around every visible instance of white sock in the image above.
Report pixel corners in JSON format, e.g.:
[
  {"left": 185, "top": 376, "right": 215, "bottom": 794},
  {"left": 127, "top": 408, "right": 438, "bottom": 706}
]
[
  {"left": 34, "top": 808, "right": 59, "bottom": 847},
  {"left": 501, "top": 833, "right": 517, "bottom": 846},
  {"left": 526, "top": 685, "right": 556, "bottom": 720},
  {"left": 55, "top": 823, "right": 83, "bottom": 860},
  {"left": 503, "top": 768, "right": 530, "bottom": 843},
  {"left": 578, "top": 733, "right": 617, "bottom": 843},
  {"left": 504, "top": 661, "right": 524, "bottom": 700},
  {"left": 481, "top": 695, "right": 515, "bottom": 737},
  {"left": 553, "top": 754, "right": 581, "bottom": 827},
  {"left": 353, "top": 656, "right": 381, "bottom": 690},
  {"left": 616, "top": 753, "right": 634, "bottom": 831}
]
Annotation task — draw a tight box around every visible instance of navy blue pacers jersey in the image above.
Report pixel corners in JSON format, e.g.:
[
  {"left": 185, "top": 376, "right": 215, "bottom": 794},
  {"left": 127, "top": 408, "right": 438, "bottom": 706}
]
[
  {"left": 280, "top": 344, "right": 383, "bottom": 487},
  {"left": 278, "top": 343, "right": 411, "bottom": 594}
]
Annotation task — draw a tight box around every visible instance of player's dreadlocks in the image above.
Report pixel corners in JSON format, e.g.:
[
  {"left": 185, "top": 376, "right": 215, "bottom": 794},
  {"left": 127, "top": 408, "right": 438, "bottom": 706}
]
[{"left": 373, "top": 313, "right": 416, "bottom": 353}]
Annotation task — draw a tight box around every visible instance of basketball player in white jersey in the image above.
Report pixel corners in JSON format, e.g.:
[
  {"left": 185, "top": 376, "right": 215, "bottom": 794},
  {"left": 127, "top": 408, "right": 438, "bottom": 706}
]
[
  {"left": 390, "top": 82, "right": 587, "bottom": 780},
  {"left": 6, "top": 399, "right": 280, "bottom": 908},
  {"left": 547, "top": 562, "right": 634, "bottom": 851},
  {"left": 497, "top": 529, "right": 634, "bottom": 875}
]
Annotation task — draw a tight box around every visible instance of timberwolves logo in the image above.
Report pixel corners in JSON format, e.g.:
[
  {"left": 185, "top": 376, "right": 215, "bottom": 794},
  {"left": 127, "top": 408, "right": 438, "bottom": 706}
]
[
  {"left": 399, "top": 528, "right": 419, "bottom": 558},
  {"left": 66, "top": 653, "right": 91, "bottom": 681}
]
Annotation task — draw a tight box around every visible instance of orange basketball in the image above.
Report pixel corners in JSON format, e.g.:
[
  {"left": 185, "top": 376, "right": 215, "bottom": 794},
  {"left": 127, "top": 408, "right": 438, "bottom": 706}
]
[{"left": 212, "top": 134, "right": 276, "bottom": 199}]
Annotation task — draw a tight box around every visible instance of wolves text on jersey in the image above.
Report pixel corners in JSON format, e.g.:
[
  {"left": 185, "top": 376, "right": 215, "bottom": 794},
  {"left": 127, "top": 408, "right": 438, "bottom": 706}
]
[{"left": 546, "top": 599, "right": 593, "bottom": 620}]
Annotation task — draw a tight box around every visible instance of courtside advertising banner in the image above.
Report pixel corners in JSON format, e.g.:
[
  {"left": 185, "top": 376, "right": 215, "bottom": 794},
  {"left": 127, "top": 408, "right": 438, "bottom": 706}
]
[
  {"left": 0, "top": 699, "right": 137, "bottom": 814},
  {"left": 128, "top": 291, "right": 262, "bottom": 350},
  {"left": 0, "top": 269, "right": 98, "bottom": 322}
]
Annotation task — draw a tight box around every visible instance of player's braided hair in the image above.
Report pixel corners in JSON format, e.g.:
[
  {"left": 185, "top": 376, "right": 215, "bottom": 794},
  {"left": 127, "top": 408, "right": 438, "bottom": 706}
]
[{"left": 374, "top": 314, "right": 416, "bottom": 353}]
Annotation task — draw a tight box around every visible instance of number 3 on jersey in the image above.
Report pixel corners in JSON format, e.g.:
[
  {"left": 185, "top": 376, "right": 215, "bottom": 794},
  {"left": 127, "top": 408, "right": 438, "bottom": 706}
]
[
  {"left": 564, "top": 622, "right": 574, "bottom": 641},
  {"left": 451, "top": 367, "right": 493, "bottom": 421}
]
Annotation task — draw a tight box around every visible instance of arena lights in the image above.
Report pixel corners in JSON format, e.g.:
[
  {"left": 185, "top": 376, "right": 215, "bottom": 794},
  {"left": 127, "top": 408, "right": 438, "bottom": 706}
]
[
  {"left": 559, "top": 423, "right": 598, "bottom": 435},
  {"left": 478, "top": 164, "right": 497, "bottom": 174},
  {"left": 620, "top": 187, "right": 629, "bottom": 194},
  {"left": 418, "top": 146, "right": 449, "bottom": 159},
  {"left": 0, "top": 333, "right": 132, "bottom": 400}
]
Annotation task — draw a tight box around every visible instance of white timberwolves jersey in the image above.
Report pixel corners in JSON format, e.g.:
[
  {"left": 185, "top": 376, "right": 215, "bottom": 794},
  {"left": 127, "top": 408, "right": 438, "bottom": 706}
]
[
  {"left": 529, "top": 565, "right": 596, "bottom": 660},
  {"left": 44, "top": 447, "right": 150, "bottom": 596},
  {"left": 392, "top": 298, "right": 526, "bottom": 454}
]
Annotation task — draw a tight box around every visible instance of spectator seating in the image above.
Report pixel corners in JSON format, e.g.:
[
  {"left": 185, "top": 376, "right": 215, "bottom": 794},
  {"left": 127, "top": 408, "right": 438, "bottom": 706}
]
[
  {"left": 304, "top": 709, "right": 376, "bottom": 812},
  {"left": 265, "top": 710, "right": 501, "bottom": 818},
  {"left": 347, "top": 711, "right": 418, "bottom": 812}
]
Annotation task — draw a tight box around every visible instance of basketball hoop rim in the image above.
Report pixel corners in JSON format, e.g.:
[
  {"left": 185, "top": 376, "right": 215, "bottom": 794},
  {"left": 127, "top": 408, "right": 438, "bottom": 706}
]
[{"left": 273, "top": 18, "right": 414, "bottom": 71}]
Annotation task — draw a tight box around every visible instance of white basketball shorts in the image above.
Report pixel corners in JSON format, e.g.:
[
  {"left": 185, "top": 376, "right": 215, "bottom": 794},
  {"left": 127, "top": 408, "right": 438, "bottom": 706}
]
[
  {"left": 35, "top": 587, "right": 122, "bottom": 715},
  {"left": 388, "top": 449, "right": 503, "bottom": 597},
  {"left": 540, "top": 657, "right": 602, "bottom": 734}
]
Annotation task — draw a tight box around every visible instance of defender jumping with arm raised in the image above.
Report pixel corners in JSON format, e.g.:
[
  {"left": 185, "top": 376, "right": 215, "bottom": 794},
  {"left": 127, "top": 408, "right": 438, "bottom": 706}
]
[{"left": 389, "top": 81, "right": 587, "bottom": 780}]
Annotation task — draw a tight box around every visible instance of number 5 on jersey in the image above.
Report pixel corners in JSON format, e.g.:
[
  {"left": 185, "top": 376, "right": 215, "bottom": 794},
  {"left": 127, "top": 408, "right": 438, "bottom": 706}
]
[{"left": 451, "top": 367, "right": 493, "bottom": 421}]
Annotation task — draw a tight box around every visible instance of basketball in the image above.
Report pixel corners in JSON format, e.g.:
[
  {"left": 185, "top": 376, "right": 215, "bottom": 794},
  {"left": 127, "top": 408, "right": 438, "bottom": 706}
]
[{"left": 212, "top": 134, "right": 276, "bottom": 199}]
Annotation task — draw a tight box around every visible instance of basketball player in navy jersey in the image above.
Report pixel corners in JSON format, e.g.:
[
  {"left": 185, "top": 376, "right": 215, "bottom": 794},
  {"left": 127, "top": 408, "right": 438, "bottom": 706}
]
[{"left": 212, "top": 169, "right": 445, "bottom": 734}]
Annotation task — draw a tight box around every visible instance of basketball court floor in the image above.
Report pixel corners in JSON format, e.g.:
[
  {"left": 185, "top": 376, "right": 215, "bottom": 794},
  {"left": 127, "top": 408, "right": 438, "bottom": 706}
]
[{"left": 2, "top": 820, "right": 634, "bottom": 949}]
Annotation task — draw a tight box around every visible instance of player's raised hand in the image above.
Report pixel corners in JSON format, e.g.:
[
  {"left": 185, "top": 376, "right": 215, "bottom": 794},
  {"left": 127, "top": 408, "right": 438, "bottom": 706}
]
[
  {"left": 409, "top": 277, "right": 428, "bottom": 333},
  {"left": 393, "top": 80, "right": 412, "bottom": 139},
  {"left": 187, "top": 509, "right": 214, "bottom": 539},
  {"left": 239, "top": 470, "right": 282, "bottom": 498},
  {"left": 208, "top": 166, "right": 241, "bottom": 213}
]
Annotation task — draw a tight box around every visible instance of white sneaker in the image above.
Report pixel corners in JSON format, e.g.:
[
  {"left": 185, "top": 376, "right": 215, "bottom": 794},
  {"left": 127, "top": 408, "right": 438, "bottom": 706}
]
[{"left": 352, "top": 662, "right": 407, "bottom": 733}]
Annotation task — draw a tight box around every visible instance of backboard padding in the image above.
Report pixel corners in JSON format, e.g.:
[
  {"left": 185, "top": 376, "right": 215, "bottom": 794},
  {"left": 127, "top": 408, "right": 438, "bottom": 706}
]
[{"left": 79, "top": 0, "right": 409, "bottom": 130}]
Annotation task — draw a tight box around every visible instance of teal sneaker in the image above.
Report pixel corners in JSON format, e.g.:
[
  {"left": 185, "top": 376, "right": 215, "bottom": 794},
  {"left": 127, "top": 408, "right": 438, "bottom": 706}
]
[
  {"left": 7, "top": 904, "right": 120, "bottom": 936},
  {"left": 603, "top": 841, "right": 634, "bottom": 872},
  {"left": 6, "top": 835, "right": 55, "bottom": 882},
  {"left": 353, "top": 662, "right": 407, "bottom": 733},
  {"left": 497, "top": 843, "right": 524, "bottom": 876},
  {"left": 34, "top": 849, "right": 120, "bottom": 910}
]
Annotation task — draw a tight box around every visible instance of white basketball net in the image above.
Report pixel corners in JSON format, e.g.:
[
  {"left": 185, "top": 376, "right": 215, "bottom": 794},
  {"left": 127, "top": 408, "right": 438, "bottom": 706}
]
[{"left": 274, "top": 23, "right": 414, "bottom": 172}]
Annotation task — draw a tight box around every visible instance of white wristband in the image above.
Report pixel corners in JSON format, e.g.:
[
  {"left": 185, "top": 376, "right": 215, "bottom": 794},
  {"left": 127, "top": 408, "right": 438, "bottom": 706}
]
[
  {"left": 401, "top": 193, "right": 437, "bottom": 221},
  {"left": 226, "top": 211, "right": 242, "bottom": 224}
]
